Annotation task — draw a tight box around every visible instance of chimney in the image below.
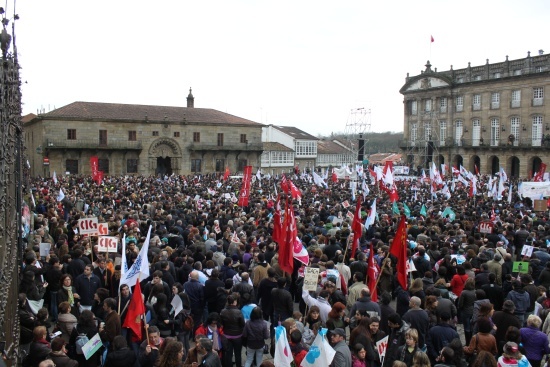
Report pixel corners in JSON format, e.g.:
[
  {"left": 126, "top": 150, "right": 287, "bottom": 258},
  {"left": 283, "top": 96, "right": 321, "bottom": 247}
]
[{"left": 187, "top": 87, "right": 194, "bottom": 108}]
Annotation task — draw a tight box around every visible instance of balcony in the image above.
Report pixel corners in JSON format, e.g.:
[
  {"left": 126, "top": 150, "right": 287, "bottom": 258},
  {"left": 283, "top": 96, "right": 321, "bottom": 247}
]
[
  {"left": 188, "top": 143, "right": 264, "bottom": 152},
  {"left": 398, "top": 138, "right": 550, "bottom": 149},
  {"left": 45, "top": 139, "right": 142, "bottom": 150}
]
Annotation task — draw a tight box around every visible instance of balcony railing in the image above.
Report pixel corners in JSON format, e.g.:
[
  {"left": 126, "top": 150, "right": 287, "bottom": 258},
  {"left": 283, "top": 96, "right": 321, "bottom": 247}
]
[
  {"left": 45, "top": 139, "right": 142, "bottom": 150},
  {"left": 399, "top": 138, "right": 550, "bottom": 149}
]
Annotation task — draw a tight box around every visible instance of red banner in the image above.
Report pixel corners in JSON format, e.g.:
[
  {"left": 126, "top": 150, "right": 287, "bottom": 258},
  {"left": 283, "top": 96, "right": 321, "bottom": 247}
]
[
  {"left": 238, "top": 166, "right": 252, "bottom": 207},
  {"left": 534, "top": 163, "right": 547, "bottom": 182},
  {"left": 90, "top": 156, "right": 99, "bottom": 178}
]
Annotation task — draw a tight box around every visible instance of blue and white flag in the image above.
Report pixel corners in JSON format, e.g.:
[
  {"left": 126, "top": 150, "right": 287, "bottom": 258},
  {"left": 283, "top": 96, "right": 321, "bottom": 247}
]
[
  {"left": 57, "top": 188, "right": 65, "bottom": 202},
  {"left": 365, "top": 198, "right": 377, "bottom": 230},
  {"left": 119, "top": 226, "right": 152, "bottom": 287},
  {"left": 120, "top": 233, "right": 128, "bottom": 285},
  {"left": 274, "top": 326, "right": 293, "bottom": 367},
  {"left": 300, "top": 328, "right": 335, "bottom": 367}
]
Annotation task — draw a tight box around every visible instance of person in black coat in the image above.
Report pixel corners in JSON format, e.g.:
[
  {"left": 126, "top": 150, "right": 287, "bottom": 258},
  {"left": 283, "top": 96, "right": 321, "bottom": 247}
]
[
  {"left": 204, "top": 269, "right": 225, "bottom": 313},
  {"left": 426, "top": 312, "right": 460, "bottom": 366},
  {"left": 69, "top": 310, "right": 100, "bottom": 367},
  {"left": 104, "top": 335, "right": 137, "bottom": 367}
]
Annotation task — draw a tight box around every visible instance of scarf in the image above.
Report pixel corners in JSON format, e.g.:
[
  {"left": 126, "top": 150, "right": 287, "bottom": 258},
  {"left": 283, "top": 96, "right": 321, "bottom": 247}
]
[
  {"left": 63, "top": 285, "right": 74, "bottom": 306},
  {"left": 208, "top": 325, "right": 220, "bottom": 351}
]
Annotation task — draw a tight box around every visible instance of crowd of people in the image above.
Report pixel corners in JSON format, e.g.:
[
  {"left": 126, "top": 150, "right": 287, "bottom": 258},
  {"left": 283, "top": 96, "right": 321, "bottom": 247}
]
[{"left": 17, "top": 170, "right": 550, "bottom": 367}]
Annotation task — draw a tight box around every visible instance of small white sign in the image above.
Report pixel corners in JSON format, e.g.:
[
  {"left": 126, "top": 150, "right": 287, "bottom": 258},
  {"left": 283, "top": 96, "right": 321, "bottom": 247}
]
[
  {"left": 303, "top": 267, "right": 319, "bottom": 292},
  {"left": 39, "top": 243, "right": 51, "bottom": 257}
]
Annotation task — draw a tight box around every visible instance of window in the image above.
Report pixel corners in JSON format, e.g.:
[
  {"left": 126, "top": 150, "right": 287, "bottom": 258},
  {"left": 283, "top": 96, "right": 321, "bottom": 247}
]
[
  {"left": 511, "top": 90, "right": 521, "bottom": 108},
  {"left": 237, "top": 159, "right": 247, "bottom": 172},
  {"left": 532, "top": 116, "right": 543, "bottom": 146},
  {"left": 510, "top": 117, "right": 520, "bottom": 146},
  {"left": 455, "top": 120, "right": 463, "bottom": 146},
  {"left": 513, "top": 69, "right": 522, "bottom": 76},
  {"left": 472, "top": 94, "right": 481, "bottom": 110},
  {"left": 408, "top": 100, "right": 417, "bottom": 115},
  {"left": 490, "top": 118, "right": 500, "bottom": 146},
  {"left": 493, "top": 72, "right": 501, "bottom": 79},
  {"left": 439, "top": 121, "right": 447, "bottom": 146},
  {"left": 474, "top": 75, "right": 481, "bottom": 81},
  {"left": 191, "top": 159, "right": 201, "bottom": 172},
  {"left": 240, "top": 134, "right": 247, "bottom": 143},
  {"left": 193, "top": 132, "right": 200, "bottom": 142},
  {"left": 425, "top": 122, "right": 432, "bottom": 140},
  {"left": 491, "top": 93, "right": 500, "bottom": 109},
  {"left": 456, "top": 96, "right": 464, "bottom": 112},
  {"left": 536, "top": 66, "right": 544, "bottom": 73},
  {"left": 67, "top": 129, "right": 76, "bottom": 140},
  {"left": 472, "top": 119, "right": 481, "bottom": 146},
  {"left": 457, "top": 77, "right": 464, "bottom": 83},
  {"left": 152, "top": 131, "right": 159, "bottom": 136},
  {"left": 295, "top": 141, "right": 317, "bottom": 156},
  {"left": 98, "top": 158, "right": 109, "bottom": 173},
  {"left": 440, "top": 97, "right": 447, "bottom": 113},
  {"left": 66, "top": 159, "right": 78, "bottom": 174},
  {"left": 424, "top": 99, "right": 432, "bottom": 112},
  {"left": 215, "top": 159, "right": 225, "bottom": 172},
  {"left": 127, "top": 159, "right": 138, "bottom": 173},
  {"left": 173, "top": 132, "right": 180, "bottom": 138},
  {"left": 410, "top": 123, "right": 418, "bottom": 144},
  {"left": 99, "top": 130, "right": 107, "bottom": 145},
  {"left": 128, "top": 131, "right": 137, "bottom": 141},
  {"left": 217, "top": 133, "right": 224, "bottom": 146},
  {"left": 533, "top": 87, "right": 544, "bottom": 106}
]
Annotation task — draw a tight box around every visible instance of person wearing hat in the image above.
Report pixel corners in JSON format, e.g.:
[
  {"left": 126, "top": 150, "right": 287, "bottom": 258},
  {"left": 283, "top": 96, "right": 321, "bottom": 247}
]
[
  {"left": 328, "top": 328, "right": 352, "bottom": 367},
  {"left": 498, "top": 341, "right": 530, "bottom": 367}
]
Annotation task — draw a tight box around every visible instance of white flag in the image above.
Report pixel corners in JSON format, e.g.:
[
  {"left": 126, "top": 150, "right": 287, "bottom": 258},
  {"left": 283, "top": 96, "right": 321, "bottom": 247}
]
[
  {"left": 300, "top": 329, "right": 335, "bottom": 367},
  {"left": 274, "top": 326, "right": 293, "bottom": 367},
  {"left": 171, "top": 294, "right": 183, "bottom": 317},
  {"left": 120, "top": 233, "right": 128, "bottom": 282},
  {"left": 312, "top": 171, "right": 328, "bottom": 189},
  {"left": 119, "top": 226, "right": 152, "bottom": 287},
  {"left": 365, "top": 199, "right": 377, "bottom": 230},
  {"left": 508, "top": 184, "right": 513, "bottom": 204},
  {"left": 57, "top": 188, "right": 65, "bottom": 202},
  {"left": 52, "top": 171, "right": 58, "bottom": 184}
]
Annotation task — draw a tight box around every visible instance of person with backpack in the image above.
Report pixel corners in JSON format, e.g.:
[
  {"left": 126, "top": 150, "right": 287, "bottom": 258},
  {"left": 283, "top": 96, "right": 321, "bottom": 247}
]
[{"left": 69, "top": 310, "right": 100, "bottom": 367}]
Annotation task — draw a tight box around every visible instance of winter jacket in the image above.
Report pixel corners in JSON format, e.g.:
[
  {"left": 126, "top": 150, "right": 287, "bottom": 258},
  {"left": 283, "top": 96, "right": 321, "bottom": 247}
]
[
  {"left": 520, "top": 325, "right": 550, "bottom": 362},
  {"left": 350, "top": 296, "right": 381, "bottom": 318},
  {"left": 458, "top": 289, "right": 476, "bottom": 316},
  {"left": 463, "top": 332, "right": 497, "bottom": 356},
  {"left": 104, "top": 347, "right": 137, "bottom": 367},
  {"left": 383, "top": 321, "right": 410, "bottom": 367},
  {"left": 204, "top": 278, "right": 224, "bottom": 313},
  {"left": 252, "top": 262, "right": 270, "bottom": 288},
  {"left": 402, "top": 308, "right": 430, "bottom": 348},
  {"left": 272, "top": 287, "right": 294, "bottom": 321},
  {"left": 183, "top": 278, "right": 205, "bottom": 312},
  {"left": 426, "top": 323, "right": 460, "bottom": 361},
  {"left": 242, "top": 318, "right": 269, "bottom": 349},
  {"left": 220, "top": 305, "right": 244, "bottom": 337},
  {"left": 506, "top": 289, "right": 531, "bottom": 319},
  {"left": 49, "top": 351, "right": 78, "bottom": 367}
]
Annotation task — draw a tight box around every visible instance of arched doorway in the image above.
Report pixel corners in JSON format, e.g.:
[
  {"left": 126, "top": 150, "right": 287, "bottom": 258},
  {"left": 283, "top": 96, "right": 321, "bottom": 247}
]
[
  {"left": 454, "top": 154, "right": 463, "bottom": 169},
  {"left": 530, "top": 156, "right": 542, "bottom": 178},
  {"left": 471, "top": 155, "right": 481, "bottom": 174},
  {"left": 489, "top": 156, "right": 499, "bottom": 175},
  {"left": 156, "top": 157, "right": 172, "bottom": 175},
  {"left": 437, "top": 154, "right": 445, "bottom": 166},
  {"left": 509, "top": 156, "right": 520, "bottom": 178},
  {"left": 148, "top": 138, "right": 182, "bottom": 176}
]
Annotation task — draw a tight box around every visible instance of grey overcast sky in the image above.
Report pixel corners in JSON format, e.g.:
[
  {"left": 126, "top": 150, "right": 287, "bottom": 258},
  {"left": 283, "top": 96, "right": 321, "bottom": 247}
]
[{"left": 13, "top": 0, "right": 550, "bottom": 136}]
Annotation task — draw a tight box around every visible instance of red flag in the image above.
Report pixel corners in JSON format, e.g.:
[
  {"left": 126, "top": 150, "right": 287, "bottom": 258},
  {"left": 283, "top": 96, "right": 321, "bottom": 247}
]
[
  {"left": 430, "top": 35, "right": 434, "bottom": 43},
  {"left": 367, "top": 243, "right": 380, "bottom": 302},
  {"left": 223, "top": 166, "right": 230, "bottom": 181},
  {"left": 278, "top": 198, "right": 295, "bottom": 275},
  {"left": 122, "top": 279, "right": 146, "bottom": 340},
  {"left": 272, "top": 195, "right": 283, "bottom": 244},
  {"left": 289, "top": 180, "right": 302, "bottom": 200},
  {"left": 350, "top": 196, "right": 362, "bottom": 259},
  {"left": 90, "top": 156, "right": 99, "bottom": 180},
  {"left": 332, "top": 169, "right": 338, "bottom": 183},
  {"left": 280, "top": 174, "right": 290, "bottom": 194},
  {"left": 238, "top": 166, "right": 252, "bottom": 207},
  {"left": 474, "top": 164, "right": 479, "bottom": 176},
  {"left": 534, "top": 163, "right": 547, "bottom": 182},
  {"left": 389, "top": 186, "right": 399, "bottom": 203},
  {"left": 389, "top": 215, "right": 408, "bottom": 290},
  {"left": 95, "top": 171, "right": 104, "bottom": 185}
]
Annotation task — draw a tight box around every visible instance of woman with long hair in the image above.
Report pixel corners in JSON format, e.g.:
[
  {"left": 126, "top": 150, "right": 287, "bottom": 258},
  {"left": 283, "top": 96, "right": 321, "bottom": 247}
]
[
  {"left": 351, "top": 344, "right": 367, "bottom": 367},
  {"left": 157, "top": 340, "right": 184, "bottom": 367},
  {"left": 58, "top": 274, "right": 80, "bottom": 317},
  {"left": 304, "top": 305, "right": 321, "bottom": 328},
  {"left": 326, "top": 302, "right": 347, "bottom": 331},
  {"left": 425, "top": 295, "right": 438, "bottom": 328},
  {"left": 349, "top": 318, "right": 376, "bottom": 366},
  {"left": 92, "top": 288, "right": 109, "bottom": 322},
  {"left": 409, "top": 278, "right": 426, "bottom": 309},
  {"left": 154, "top": 293, "right": 173, "bottom": 337},
  {"left": 463, "top": 317, "right": 498, "bottom": 360},
  {"left": 69, "top": 310, "right": 99, "bottom": 367},
  {"left": 243, "top": 307, "right": 269, "bottom": 367}
]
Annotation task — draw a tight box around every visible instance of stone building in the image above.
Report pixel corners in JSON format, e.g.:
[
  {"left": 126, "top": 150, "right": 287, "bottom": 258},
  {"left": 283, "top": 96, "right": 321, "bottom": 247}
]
[
  {"left": 399, "top": 52, "right": 550, "bottom": 178},
  {"left": 24, "top": 90, "right": 264, "bottom": 177}
]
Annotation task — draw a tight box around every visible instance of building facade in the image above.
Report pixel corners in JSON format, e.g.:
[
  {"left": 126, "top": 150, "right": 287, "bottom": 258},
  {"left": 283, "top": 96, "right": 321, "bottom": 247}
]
[
  {"left": 24, "top": 91, "right": 264, "bottom": 177},
  {"left": 399, "top": 52, "right": 550, "bottom": 178},
  {"left": 316, "top": 139, "right": 355, "bottom": 170}
]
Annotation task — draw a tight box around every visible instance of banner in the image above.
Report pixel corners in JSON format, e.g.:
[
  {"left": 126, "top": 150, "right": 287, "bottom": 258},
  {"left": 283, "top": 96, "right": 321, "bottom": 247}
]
[
  {"left": 303, "top": 267, "right": 320, "bottom": 292},
  {"left": 90, "top": 156, "right": 99, "bottom": 178},
  {"left": 78, "top": 217, "right": 99, "bottom": 236},
  {"left": 376, "top": 336, "right": 389, "bottom": 357},
  {"left": 238, "top": 166, "right": 252, "bottom": 207},
  {"left": 98, "top": 236, "right": 119, "bottom": 253}
]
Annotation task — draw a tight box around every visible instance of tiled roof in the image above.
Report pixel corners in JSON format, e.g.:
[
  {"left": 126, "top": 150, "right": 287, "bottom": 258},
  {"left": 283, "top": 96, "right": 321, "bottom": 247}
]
[
  {"left": 317, "top": 139, "right": 352, "bottom": 154},
  {"left": 369, "top": 152, "right": 403, "bottom": 164},
  {"left": 22, "top": 113, "right": 37, "bottom": 124},
  {"left": 36, "top": 101, "right": 262, "bottom": 126},
  {"left": 273, "top": 125, "right": 319, "bottom": 140},
  {"left": 262, "top": 142, "right": 294, "bottom": 152}
]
